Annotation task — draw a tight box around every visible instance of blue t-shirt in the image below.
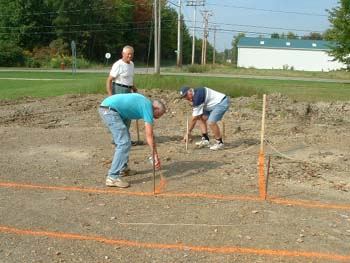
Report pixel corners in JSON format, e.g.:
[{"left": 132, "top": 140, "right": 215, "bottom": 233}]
[{"left": 101, "top": 93, "right": 154, "bottom": 124}]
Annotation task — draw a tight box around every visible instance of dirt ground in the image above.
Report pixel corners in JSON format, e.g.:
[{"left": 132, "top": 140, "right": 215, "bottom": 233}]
[{"left": 0, "top": 90, "right": 349, "bottom": 263}]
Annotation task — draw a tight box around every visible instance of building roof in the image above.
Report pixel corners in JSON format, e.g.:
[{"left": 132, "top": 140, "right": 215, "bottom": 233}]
[{"left": 237, "top": 37, "right": 335, "bottom": 51}]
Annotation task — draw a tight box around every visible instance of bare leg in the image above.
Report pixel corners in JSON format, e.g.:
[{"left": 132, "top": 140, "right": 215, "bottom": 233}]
[
  {"left": 198, "top": 115, "right": 208, "bottom": 134},
  {"left": 208, "top": 122, "right": 221, "bottom": 140}
]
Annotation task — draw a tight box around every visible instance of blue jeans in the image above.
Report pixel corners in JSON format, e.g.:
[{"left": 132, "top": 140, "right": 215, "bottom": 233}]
[
  {"left": 205, "top": 96, "right": 230, "bottom": 123},
  {"left": 112, "top": 84, "right": 132, "bottom": 95},
  {"left": 98, "top": 107, "right": 131, "bottom": 179},
  {"left": 111, "top": 85, "right": 132, "bottom": 140}
]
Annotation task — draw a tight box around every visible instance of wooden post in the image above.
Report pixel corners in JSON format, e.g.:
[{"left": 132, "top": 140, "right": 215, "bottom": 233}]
[
  {"left": 222, "top": 120, "right": 225, "bottom": 141},
  {"left": 259, "top": 94, "right": 267, "bottom": 200},
  {"left": 152, "top": 140, "right": 156, "bottom": 194},
  {"left": 136, "top": 120, "right": 140, "bottom": 142},
  {"left": 186, "top": 115, "right": 189, "bottom": 152}
]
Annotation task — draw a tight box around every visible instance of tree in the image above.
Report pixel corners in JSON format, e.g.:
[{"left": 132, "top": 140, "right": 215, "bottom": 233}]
[
  {"left": 159, "top": 4, "right": 179, "bottom": 63},
  {"left": 132, "top": 0, "right": 153, "bottom": 63},
  {"left": 48, "top": 0, "right": 112, "bottom": 60},
  {"left": 271, "top": 33, "right": 280, "bottom": 39},
  {"left": 231, "top": 33, "right": 245, "bottom": 66},
  {"left": 327, "top": 0, "right": 350, "bottom": 68},
  {"left": 180, "top": 17, "right": 194, "bottom": 65},
  {"left": 286, "top": 32, "right": 298, "bottom": 39},
  {"left": 0, "top": 0, "right": 53, "bottom": 49},
  {"left": 301, "top": 32, "right": 323, "bottom": 40},
  {"left": 323, "top": 29, "right": 333, "bottom": 40},
  {"left": 0, "top": 0, "right": 193, "bottom": 66}
]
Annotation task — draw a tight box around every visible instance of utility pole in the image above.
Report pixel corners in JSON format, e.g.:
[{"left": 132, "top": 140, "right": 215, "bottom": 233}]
[
  {"left": 213, "top": 26, "right": 216, "bottom": 64},
  {"left": 187, "top": 0, "right": 205, "bottom": 64},
  {"left": 157, "top": 0, "right": 161, "bottom": 72},
  {"left": 177, "top": 0, "right": 182, "bottom": 67},
  {"left": 154, "top": 0, "right": 161, "bottom": 74},
  {"left": 201, "top": 10, "right": 211, "bottom": 65}
]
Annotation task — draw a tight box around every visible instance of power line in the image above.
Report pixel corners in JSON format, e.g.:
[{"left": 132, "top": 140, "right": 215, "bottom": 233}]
[
  {"left": 184, "top": 20, "right": 325, "bottom": 34},
  {"left": 205, "top": 3, "right": 328, "bottom": 17},
  {"left": 0, "top": 20, "right": 175, "bottom": 30},
  {"left": 0, "top": 18, "right": 324, "bottom": 35},
  {"left": 0, "top": 27, "right": 152, "bottom": 36},
  {"left": 200, "top": 21, "right": 324, "bottom": 34}
]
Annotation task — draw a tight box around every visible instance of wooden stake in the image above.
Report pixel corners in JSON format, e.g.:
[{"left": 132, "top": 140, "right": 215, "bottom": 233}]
[
  {"left": 152, "top": 139, "right": 156, "bottom": 194},
  {"left": 222, "top": 120, "right": 226, "bottom": 141},
  {"left": 136, "top": 120, "right": 140, "bottom": 142},
  {"left": 186, "top": 115, "right": 189, "bottom": 152}
]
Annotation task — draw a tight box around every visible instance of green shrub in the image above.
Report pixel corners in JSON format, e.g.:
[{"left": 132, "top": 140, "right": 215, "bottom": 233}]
[
  {"left": 76, "top": 57, "right": 91, "bottom": 68},
  {"left": 24, "top": 57, "right": 42, "bottom": 68},
  {"left": 185, "top": 64, "right": 211, "bottom": 73},
  {"left": 0, "top": 42, "right": 25, "bottom": 66},
  {"left": 49, "top": 56, "right": 71, "bottom": 68}
]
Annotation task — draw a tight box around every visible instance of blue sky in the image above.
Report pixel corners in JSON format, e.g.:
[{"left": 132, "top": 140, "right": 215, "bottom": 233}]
[{"left": 174, "top": 0, "right": 340, "bottom": 51}]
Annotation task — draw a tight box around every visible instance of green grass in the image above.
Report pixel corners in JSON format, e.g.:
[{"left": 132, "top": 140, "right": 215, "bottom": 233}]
[
  {"left": 0, "top": 71, "right": 349, "bottom": 102},
  {"left": 136, "top": 74, "right": 350, "bottom": 102},
  {"left": 168, "top": 64, "right": 350, "bottom": 80},
  {"left": 0, "top": 72, "right": 106, "bottom": 100}
]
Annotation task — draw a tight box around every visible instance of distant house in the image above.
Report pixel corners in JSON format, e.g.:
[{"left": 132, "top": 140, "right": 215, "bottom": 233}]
[{"left": 237, "top": 37, "right": 346, "bottom": 72}]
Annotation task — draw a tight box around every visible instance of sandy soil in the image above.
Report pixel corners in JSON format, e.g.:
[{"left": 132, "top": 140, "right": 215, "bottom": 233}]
[{"left": 0, "top": 90, "right": 349, "bottom": 263}]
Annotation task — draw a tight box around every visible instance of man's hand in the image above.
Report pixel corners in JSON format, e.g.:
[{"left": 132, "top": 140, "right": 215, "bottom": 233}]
[
  {"left": 154, "top": 154, "right": 161, "bottom": 170},
  {"left": 183, "top": 133, "right": 192, "bottom": 143},
  {"left": 183, "top": 133, "right": 189, "bottom": 142},
  {"left": 132, "top": 85, "right": 138, "bottom": 93}
]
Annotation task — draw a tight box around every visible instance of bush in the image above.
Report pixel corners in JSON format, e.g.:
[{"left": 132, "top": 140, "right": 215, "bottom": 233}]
[
  {"left": 185, "top": 64, "right": 211, "bottom": 73},
  {"left": 24, "top": 57, "right": 42, "bottom": 68},
  {"left": 0, "top": 42, "right": 25, "bottom": 66},
  {"left": 50, "top": 57, "right": 71, "bottom": 68},
  {"left": 50, "top": 56, "right": 93, "bottom": 69},
  {"left": 76, "top": 57, "right": 91, "bottom": 68}
]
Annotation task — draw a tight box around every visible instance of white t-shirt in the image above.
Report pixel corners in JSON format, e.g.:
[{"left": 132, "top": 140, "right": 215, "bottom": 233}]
[
  {"left": 192, "top": 87, "right": 225, "bottom": 116},
  {"left": 109, "top": 59, "right": 134, "bottom": 86}
]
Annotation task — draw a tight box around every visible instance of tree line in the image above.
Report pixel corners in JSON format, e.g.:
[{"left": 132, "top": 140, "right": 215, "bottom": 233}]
[
  {"left": 0, "top": 0, "right": 215, "bottom": 67},
  {"left": 0, "top": 0, "right": 349, "bottom": 68}
]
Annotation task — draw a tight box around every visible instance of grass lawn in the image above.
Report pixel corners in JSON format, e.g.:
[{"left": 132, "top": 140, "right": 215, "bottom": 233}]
[{"left": 0, "top": 70, "right": 349, "bottom": 102}]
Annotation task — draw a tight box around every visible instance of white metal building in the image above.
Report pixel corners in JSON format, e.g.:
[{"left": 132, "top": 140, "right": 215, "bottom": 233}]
[{"left": 237, "top": 37, "right": 346, "bottom": 72}]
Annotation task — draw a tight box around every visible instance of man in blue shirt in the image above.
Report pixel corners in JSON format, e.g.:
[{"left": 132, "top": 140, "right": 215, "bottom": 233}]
[
  {"left": 180, "top": 86, "right": 230, "bottom": 150},
  {"left": 98, "top": 93, "right": 166, "bottom": 188}
]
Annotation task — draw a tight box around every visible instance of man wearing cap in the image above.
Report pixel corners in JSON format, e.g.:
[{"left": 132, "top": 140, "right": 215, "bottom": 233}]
[
  {"left": 98, "top": 93, "right": 166, "bottom": 188},
  {"left": 180, "top": 86, "right": 230, "bottom": 150}
]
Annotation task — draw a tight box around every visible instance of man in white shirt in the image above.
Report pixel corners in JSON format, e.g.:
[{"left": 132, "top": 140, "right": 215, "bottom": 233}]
[
  {"left": 106, "top": 45, "right": 137, "bottom": 96},
  {"left": 106, "top": 45, "right": 140, "bottom": 147},
  {"left": 180, "top": 86, "right": 230, "bottom": 150}
]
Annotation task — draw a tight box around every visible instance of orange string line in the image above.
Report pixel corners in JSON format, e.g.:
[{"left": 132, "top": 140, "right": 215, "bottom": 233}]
[
  {"left": 1, "top": 181, "right": 350, "bottom": 210},
  {"left": 0, "top": 226, "right": 349, "bottom": 261},
  {"left": 258, "top": 150, "right": 266, "bottom": 200},
  {"left": 154, "top": 177, "right": 167, "bottom": 194}
]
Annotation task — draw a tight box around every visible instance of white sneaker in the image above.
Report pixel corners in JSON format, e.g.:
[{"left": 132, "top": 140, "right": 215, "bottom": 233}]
[
  {"left": 106, "top": 177, "right": 130, "bottom": 188},
  {"left": 195, "top": 139, "right": 210, "bottom": 148},
  {"left": 210, "top": 142, "right": 224, "bottom": 150}
]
